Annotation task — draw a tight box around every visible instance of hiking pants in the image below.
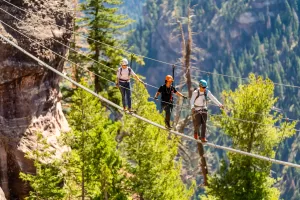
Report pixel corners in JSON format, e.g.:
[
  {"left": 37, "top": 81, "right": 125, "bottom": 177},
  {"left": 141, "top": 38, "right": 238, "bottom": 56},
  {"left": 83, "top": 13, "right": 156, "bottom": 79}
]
[
  {"left": 193, "top": 111, "right": 208, "bottom": 138},
  {"left": 119, "top": 81, "right": 131, "bottom": 109},
  {"left": 161, "top": 103, "right": 172, "bottom": 126}
]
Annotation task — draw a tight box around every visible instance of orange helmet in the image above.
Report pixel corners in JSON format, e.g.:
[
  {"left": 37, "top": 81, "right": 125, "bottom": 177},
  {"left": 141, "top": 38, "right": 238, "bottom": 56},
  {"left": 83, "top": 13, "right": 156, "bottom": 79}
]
[{"left": 165, "top": 75, "right": 173, "bottom": 82}]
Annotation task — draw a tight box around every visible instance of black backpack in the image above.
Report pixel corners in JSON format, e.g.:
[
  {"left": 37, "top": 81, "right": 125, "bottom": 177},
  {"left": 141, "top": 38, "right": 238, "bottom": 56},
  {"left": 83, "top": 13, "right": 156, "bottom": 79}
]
[{"left": 119, "top": 67, "right": 131, "bottom": 76}]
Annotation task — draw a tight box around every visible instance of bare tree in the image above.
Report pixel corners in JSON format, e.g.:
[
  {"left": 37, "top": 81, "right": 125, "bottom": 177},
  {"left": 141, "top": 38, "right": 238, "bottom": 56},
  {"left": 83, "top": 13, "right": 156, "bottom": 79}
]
[{"left": 172, "top": 2, "right": 209, "bottom": 186}]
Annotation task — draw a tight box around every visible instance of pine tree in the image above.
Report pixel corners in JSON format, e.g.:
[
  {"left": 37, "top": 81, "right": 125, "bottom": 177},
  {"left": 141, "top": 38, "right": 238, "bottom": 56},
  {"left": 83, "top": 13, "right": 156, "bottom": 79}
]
[
  {"left": 21, "top": 81, "right": 129, "bottom": 199},
  {"left": 291, "top": 9, "right": 299, "bottom": 37},
  {"left": 269, "top": 35, "right": 277, "bottom": 61},
  {"left": 263, "top": 37, "right": 270, "bottom": 56},
  {"left": 80, "top": 0, "right": 134, "bottom": 96},
  {"left": 20, "top": 133, "right": 65, "bottom": 200},
  {"left": 227, "top": 54, "right": 236, "bottom": 86},
  {"left": 63, "top": 80, "right": 128, "bottom": 199},
  {"left": 201, "top": 74, "right": 296, "bottom": 200},
  {"left": 291, "top": 0, "right": 298, "bottom": 11},
  {"left": 284, "top": 0, "right": 293, "bottom": 23},
  {"left": 61, "top": 1, "right": 87, "bottom": 112},
  {"left": 251, "top": 32, "right": 261, "bottom": 55}
]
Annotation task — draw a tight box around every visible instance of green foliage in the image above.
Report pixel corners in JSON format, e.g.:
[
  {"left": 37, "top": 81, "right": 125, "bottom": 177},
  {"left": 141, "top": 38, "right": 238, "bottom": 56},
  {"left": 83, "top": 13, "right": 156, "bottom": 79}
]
[
  {"left": 63, "top": 80, "right": 128, "bottom": 199},
  {"left": 61, "top": 5, "right": 88, "bottom": 113},
  {"left": 127, "top": 0, "right": 300, "bottom": 198},
  {"left": 120, "top": 82, "right": 195, "bottom": 199},
  {"left": 22, "top": 80, "right": 129, "bottom": 199},
  {"left": 20, "top": 133, "right": 65, "bottom": 200},
  {"left": 221, "top": 0, "right": 248, "bottom": 23},
  {"left": 202, "top": 74, "right": 296, "bottom": 200},
  {"left": 80, "top": 0, "right": 140, "bottom": 97}
]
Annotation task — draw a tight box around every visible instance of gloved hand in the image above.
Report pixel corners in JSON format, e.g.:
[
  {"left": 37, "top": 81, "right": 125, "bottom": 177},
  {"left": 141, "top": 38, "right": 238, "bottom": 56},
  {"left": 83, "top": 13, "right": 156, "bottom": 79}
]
[
  {"left": 154, "top": 96, "right": 158, "bottom": 101},
  {"left": 191, "top": 108, "right": 196, "bottom": 120},
  {"left": 191, "top": 108, "right": 195, "bottom": 114},
  {"left": 141, "top": 81, "right": 146, "bottom": 87}
]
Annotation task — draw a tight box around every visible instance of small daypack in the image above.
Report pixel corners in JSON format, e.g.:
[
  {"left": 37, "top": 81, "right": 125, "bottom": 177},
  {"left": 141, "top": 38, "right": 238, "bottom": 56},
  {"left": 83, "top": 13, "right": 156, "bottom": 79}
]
[
  {"left": 193, "top": 88, "right": 208, "bottom": 104},
  {"left": 119, "top": 67, "right": 131, "bottom": 76}
]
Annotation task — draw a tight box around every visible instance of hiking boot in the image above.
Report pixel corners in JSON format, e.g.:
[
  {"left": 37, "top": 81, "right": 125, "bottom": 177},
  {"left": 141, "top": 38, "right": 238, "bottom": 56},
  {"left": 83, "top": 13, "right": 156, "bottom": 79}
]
[
  {"left": 166, "top": 126, "right": 173, "bottom": 130},
  {"left": 128, "top": 108, "right": 135, "bottom": 113},
  {"left": 200, "top": 137, "right": 208, "bottom": 143},
  {"left": 165, "top": 122, "right": 173, "bottom": 129},
  {"left": 123, "top": 107, "right": 127, "bottom": 111},
  {"left": 194, "top": 133, "right": 198, "bottom": 139}
]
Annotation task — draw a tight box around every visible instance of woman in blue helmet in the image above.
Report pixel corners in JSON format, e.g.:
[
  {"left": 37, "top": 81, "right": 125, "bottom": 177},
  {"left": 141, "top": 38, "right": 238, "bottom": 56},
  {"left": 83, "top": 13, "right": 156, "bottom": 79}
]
[{"left": 190, "top": 79, "right": 224, "bottom": 142}]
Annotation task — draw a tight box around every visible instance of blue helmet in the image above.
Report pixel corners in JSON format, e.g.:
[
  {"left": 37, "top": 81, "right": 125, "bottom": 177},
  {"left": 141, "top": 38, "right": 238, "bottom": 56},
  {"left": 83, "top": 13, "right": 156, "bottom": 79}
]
[{"left": 199, "top": 79, "right": 207, "bottom": 87}]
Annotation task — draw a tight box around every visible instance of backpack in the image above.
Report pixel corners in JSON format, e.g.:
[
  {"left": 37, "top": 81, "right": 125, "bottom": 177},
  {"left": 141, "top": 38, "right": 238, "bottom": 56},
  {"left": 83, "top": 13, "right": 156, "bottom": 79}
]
[
  {"left": 119, "top": 67, "right": 131, "bottom": 76},
  {"left": 194, "top": 88, "right": 208, "bottom": 104}
]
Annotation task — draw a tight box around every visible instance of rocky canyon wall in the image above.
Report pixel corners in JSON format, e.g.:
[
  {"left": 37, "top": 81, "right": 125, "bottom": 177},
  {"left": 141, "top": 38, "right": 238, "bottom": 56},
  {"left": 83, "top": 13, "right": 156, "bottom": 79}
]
[{"left": 0, "top": 0, "right": 73, "bottom": 199}]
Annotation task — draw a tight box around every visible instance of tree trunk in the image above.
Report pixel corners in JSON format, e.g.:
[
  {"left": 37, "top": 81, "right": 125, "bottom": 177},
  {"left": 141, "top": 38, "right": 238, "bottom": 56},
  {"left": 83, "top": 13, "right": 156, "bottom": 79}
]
[
  {"left": 81, "top": 91, "right": 85, "bottom": 200},
  {"left": 174, "top": 20, "right": 186, "bottom": 126},
  {"left": 94, "top": 47, "right": 101, "bottom": 93},
  {"left": 174, "top": 3, "right": 209, "bottom": 187},
  {"left": 186, "top": 6, "right": 209, "bottom": 186},
  {"left": 93, "top": 6, "right": 101, "bottom": 93},
  {"left": 185, "top": 8, "right": 193, "bottom": 99},
  {"left": 197, "top": 143, "right": 208, "bottom": 186}
]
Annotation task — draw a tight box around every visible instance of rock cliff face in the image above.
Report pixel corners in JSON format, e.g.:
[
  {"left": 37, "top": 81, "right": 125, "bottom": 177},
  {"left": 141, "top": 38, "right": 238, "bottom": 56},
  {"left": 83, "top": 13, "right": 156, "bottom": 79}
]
[{"left": 0, "top": 1, "right": 72, "bottom": 199}]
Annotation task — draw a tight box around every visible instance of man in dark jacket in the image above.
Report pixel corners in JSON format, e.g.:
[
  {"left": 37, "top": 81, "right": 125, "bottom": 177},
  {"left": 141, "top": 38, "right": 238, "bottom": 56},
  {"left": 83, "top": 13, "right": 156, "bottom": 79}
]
[{"left": 154, "top": 75, "right": 187, "bottom": 129}]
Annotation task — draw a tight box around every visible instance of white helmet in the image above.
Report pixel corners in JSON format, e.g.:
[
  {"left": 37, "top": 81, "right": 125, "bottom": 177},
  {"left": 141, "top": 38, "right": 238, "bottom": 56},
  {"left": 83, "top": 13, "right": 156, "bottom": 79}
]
[{"left": 121, "top": 58, "right": 129, "bottom": 66}]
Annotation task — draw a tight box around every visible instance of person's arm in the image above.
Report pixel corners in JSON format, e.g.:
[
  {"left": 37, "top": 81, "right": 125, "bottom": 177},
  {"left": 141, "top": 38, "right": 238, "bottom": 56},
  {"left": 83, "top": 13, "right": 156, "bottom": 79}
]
[
  {"left": 207, "top": 90, "right": 224, "bottom": 109},
  {"left": 131, "top": 69, "right": 144, "bottom": 84},
  {"left": 154, "top": 86, "right": 163, "bottom": 100},
  {"left": 172, "top": 87, "right": 186, "bottom": 99},
  {"left": 175, "top": 91, "right": 187, "bottom": 99},
  {"left": 190, "top": 91, "right": 197, "bottom": 112},
  {"left": 154, "top": 92, "right": 161, "bottom": 99}
]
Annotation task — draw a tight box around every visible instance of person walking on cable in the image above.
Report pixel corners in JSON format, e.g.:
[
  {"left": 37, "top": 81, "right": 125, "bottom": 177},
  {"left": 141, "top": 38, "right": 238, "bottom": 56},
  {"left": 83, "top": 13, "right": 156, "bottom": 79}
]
[
  {"left": 191, "top": 80, "right": 224, "bottom": 142},
  {"left": 154, "top": 75, "right": 187, "bottom": 129},
  {"left": 116, "top": 58, "right": 144, "bottom": 112}
]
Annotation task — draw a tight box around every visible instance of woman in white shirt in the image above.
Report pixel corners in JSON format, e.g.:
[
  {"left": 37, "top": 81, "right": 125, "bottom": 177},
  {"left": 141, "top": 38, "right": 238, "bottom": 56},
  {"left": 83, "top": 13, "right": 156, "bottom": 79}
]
[{"left": 116, "top": 58, "right": 144, "bottom": 112}]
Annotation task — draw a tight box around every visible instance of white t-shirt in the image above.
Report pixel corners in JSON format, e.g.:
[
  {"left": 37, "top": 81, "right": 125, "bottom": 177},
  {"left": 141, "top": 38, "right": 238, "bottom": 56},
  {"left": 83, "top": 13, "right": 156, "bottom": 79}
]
[
  {"left": 117, "top": 67, "right": 136, "bottom": 82},
  {"left": 190, "top": 89, "right": 222, "bottom": 110}
]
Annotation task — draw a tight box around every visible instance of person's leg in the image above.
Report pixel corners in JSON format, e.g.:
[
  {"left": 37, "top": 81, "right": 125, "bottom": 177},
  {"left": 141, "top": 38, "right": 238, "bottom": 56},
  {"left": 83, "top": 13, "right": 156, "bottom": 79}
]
[
  {"left": 119, "top": 82, "right": 126, "bottom": 109},
  {"left": 193, "top": 111, "right": 201, "bottom": 139},
  {"left": 125, "top": 82, "right": 132, "bottom": 110},
  {"left": 161, "top": 103, "right": 169, "bottom": 127},
  {"left": 165, "top": 105, "right": 171, "bottom": 128},
  {"left": 200, "top": 112, "right": 208, "bottom": 139}
]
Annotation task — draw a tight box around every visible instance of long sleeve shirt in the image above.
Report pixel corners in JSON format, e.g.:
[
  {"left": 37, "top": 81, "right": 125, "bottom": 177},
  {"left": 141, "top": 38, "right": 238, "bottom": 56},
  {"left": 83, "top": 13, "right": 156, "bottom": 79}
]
[
  {"left": 190, "top": 89, "right": 222, "bottom": 110},
  {"left": 116, "top": 67, "right": 136, "bottom": 82}
]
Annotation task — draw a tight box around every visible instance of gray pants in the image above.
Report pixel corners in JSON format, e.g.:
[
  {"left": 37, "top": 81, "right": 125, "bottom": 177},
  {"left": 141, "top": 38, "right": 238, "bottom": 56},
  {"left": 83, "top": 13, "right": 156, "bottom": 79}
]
[{"left": 193, "top": 111, "right": 208, "bottom": 138}]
